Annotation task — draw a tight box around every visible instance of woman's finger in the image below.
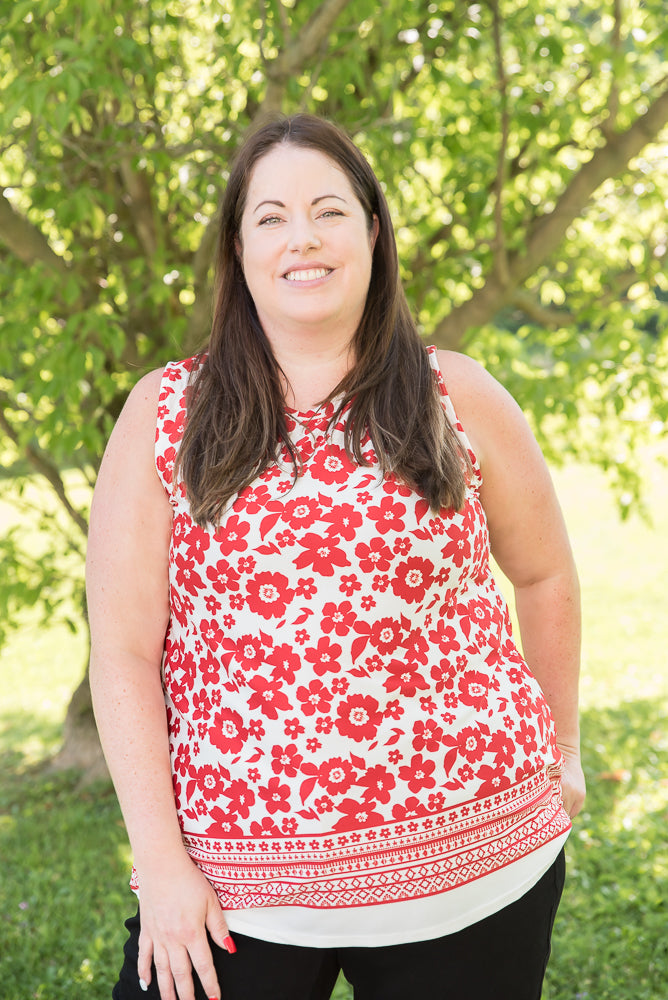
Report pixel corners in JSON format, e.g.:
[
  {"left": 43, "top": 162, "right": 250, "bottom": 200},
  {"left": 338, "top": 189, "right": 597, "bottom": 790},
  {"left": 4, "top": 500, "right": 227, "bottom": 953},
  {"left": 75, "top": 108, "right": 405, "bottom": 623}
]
[{"left": 137, "top": 929, "right": 154, "bottom": 993}]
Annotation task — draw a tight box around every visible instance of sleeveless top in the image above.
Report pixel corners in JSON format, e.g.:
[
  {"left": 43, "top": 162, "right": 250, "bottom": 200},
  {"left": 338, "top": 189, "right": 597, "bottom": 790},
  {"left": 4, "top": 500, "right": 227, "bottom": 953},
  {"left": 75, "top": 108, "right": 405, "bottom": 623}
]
[{"left": 136, "top": 345, "right": 571, "bottom": 940}]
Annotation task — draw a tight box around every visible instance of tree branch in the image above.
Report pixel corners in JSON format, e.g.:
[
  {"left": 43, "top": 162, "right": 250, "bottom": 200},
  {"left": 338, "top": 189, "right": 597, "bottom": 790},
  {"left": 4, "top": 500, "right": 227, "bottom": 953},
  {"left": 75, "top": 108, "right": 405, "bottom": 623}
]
[
  {"left": 432, "top": 83, "right": 668, "bottom": 348},
  {"left": 0, "top": 395, "right": 89, "bottom": 538},
  {"left": 0, "top": 190, "right": 70, "bottom": 275},
  {"left": 262, "top": 0, "right": 354, "bottom": 114},
  {"left": 489, "top": 0, "right": 510, "bottom": 284}
]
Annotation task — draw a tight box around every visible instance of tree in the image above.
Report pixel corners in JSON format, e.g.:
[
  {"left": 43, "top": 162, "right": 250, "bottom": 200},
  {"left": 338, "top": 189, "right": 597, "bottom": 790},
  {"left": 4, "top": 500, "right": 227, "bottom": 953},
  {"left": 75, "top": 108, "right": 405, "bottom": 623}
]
[{"left": 1, "top": 0, "right": 666, "bottom": 776}]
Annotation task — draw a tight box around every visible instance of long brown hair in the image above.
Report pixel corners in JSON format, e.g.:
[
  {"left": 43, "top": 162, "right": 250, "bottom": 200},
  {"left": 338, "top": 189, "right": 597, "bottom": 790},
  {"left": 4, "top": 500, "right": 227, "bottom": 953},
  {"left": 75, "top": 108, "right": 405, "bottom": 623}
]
[{"left": 175, "top": 114, "right": 471, "bottom": 525}]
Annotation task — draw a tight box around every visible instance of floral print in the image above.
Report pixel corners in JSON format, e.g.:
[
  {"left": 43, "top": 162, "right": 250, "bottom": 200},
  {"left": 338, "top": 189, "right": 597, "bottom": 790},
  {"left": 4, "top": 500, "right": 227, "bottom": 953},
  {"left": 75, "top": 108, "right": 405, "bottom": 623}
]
[{"left": 134, "top": 347, "right": 570, "bottom": 910}]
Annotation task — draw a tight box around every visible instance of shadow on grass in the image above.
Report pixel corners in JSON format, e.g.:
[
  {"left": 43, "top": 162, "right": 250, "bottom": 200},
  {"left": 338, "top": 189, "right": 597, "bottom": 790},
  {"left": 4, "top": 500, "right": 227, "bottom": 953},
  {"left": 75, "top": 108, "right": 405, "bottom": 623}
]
[{"left": 1, "top": 697, "right": 666, "bottom": 1000}]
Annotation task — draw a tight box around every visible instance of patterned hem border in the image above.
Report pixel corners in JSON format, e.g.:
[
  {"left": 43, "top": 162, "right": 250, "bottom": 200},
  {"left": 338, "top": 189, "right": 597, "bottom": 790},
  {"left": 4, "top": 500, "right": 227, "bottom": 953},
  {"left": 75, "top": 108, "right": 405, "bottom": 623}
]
[{"left": 176, "top": 771, "right": 570, "bottom": 909}]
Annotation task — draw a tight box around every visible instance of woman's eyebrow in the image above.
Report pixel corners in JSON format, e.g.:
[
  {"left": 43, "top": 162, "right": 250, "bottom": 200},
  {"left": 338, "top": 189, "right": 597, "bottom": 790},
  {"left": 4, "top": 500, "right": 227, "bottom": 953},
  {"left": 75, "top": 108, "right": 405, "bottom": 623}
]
[{"left": 252, "top": 194, "right": 349, "bottom": 213}]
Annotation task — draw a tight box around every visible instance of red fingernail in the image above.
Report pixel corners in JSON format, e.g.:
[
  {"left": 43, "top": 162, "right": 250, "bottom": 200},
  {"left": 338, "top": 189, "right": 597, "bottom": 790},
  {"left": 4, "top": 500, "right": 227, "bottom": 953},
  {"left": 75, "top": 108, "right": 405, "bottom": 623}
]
[{"left": 223, "top": 934, "right": 237, "bottom": 954}]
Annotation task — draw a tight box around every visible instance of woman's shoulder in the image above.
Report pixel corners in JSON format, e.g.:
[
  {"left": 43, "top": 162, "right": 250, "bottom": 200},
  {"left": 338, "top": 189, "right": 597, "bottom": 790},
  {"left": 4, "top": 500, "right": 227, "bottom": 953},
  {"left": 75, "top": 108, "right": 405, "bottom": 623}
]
[
  {"left": 434, "top": 349, "right": 521, "bottom": 418},
  {"left": 432, "top": 349, "right": 529, "bottom": 471}
]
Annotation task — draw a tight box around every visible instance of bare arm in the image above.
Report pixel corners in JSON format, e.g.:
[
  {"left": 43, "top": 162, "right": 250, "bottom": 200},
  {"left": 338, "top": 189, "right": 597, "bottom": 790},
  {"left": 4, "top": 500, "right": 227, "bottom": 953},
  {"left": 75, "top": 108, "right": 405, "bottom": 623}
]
[
  {"left": 438, "top": 350, "right": 585, "bottom": 818},
  {"left": 87, "top": 370, "right": 231, "bottom": 1000}
]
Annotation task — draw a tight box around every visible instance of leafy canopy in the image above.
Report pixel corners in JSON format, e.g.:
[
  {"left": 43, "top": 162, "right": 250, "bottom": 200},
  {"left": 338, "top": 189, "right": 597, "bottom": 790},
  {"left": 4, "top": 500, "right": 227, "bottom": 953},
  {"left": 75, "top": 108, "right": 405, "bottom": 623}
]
[{"left": 1, "top": 0, "right": 667, "bottom": 646}]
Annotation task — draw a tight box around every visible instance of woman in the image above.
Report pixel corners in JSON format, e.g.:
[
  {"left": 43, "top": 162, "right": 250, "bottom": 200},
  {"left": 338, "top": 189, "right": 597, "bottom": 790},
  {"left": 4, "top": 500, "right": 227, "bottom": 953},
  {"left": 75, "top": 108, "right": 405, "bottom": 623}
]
[{"left": 88, "top": 114, "right": 585, "bottom": 1000}]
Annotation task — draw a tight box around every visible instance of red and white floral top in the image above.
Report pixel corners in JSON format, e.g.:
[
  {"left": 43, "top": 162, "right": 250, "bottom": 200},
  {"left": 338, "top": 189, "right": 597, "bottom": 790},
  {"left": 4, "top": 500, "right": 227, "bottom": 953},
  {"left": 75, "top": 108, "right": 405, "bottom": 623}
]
[{"left": 139, "top": 346, "right": 570, "bottom": 919}]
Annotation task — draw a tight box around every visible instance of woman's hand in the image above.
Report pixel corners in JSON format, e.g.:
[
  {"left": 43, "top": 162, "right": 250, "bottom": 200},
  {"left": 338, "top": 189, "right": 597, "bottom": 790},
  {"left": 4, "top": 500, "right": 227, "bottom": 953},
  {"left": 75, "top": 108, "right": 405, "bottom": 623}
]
[
  {"left": 557, "top": 741, "right": 586, "bottom": 819},
  {"left": 137, "top": 853, "right": 233, "bottom": 1000}
]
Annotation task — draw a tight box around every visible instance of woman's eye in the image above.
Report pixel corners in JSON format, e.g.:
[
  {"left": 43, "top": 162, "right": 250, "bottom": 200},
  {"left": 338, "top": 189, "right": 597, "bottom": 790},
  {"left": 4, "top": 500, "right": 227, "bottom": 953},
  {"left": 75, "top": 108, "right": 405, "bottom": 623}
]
[
  {"left": 258, "top": 215, "right": 282, "bottom": 226},
  {"left": 319, "top": 209, "right": 343, "bottom": 219}
]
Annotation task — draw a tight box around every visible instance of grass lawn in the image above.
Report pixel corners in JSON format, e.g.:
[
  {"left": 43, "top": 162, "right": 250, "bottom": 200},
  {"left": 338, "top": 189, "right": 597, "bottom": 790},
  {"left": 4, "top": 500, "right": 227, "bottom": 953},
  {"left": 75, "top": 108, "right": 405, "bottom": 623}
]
[{"left": 1, "top": 461, "right": 667, "bottom": 999}]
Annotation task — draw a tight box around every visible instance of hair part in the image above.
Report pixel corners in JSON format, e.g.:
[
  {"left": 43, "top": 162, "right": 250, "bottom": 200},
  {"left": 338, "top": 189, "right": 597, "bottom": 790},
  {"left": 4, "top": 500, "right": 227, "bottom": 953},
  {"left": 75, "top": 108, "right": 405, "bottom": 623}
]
[{"left": 174, "top": 114, "right": 472, "bottom": 525}]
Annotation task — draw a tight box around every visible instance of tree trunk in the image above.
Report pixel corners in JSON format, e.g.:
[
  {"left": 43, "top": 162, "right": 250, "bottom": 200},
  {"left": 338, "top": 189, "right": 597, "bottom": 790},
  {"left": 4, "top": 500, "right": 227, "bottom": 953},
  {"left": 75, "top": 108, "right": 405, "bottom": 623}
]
[{"left": 50, "top": 664, "right": 110, "bottom": 785}]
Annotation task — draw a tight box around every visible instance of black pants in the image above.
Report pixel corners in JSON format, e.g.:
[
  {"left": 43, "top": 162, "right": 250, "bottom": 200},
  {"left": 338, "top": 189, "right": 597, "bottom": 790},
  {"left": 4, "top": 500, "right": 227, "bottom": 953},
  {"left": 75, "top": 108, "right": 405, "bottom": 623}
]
[{"left": 113, "top": 849, "right": 565, "bottom": 1000}]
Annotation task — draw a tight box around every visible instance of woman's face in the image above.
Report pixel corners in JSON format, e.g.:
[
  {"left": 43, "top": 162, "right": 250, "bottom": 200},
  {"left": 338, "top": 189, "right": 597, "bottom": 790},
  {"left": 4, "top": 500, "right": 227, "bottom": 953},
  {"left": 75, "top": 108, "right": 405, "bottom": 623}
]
[{"left": 237, "top": 144, "right": 378, "bottom": 347}]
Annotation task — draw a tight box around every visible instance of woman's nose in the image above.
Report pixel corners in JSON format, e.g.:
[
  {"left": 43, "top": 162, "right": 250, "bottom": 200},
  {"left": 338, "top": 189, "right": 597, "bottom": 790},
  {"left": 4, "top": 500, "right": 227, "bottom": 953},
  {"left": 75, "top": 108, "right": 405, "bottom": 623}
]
[{"left": 287, "top": 217, "right": 322, "bottom": 253}]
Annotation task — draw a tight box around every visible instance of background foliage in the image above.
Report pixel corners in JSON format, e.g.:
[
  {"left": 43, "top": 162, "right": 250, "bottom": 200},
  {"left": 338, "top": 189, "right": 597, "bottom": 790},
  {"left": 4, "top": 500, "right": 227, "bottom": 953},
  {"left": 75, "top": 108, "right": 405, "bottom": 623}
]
[{"left": 1, "top": 0, "right": 667, "bottom": 758}]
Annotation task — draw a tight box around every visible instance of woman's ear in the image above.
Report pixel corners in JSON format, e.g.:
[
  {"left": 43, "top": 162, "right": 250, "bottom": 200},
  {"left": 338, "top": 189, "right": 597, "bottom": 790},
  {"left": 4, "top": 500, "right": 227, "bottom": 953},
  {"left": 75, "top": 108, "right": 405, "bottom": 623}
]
[{"left": 234, "top": 235, "right": 243, "bottom": 262}]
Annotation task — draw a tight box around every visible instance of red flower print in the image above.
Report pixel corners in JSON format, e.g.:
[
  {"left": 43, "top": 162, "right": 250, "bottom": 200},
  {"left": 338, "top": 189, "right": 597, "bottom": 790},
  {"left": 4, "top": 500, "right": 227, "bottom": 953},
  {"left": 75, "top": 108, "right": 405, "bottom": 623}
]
[
  {"left": 428, "top": 621, "right": 461, "bottom": 656},
  {"left": 357, "top": 765, "right": 396, "bottom": 804},
  {"left": 489, "top": 730, "right": 515, "bottom": 767},
  {"left": 366, "top": 496, "right": 406, "bottom": 534},
  {"left": 247, "top": 675, "right": 291, "bottom": 720},
  {"left": 515, "top": 720, "right": 538, "bottom": 754},
  {"left": 305, "top": 637, "right": 342, "bottom": 676},
  {"left": 512, "top": 685, "right": 535, "bottom": 719},
  {"left": 309, "top": 444, "right": 356, "bottom": 484},
  {"left": 209, "top": 708, "right": 247, "bottom": 754},
  {"left": 156, "top": 446, "right": 176, "bottom": 484},
  {"left": 332, "top": 798, "right": 384, "bottom": 832},
  {"left": 340, "top": 574, "right": 362, "bottom": 596},
  {"left": 245, "top": 571, "right": 294, "bottom": 619},
  {"left": 458, "top": 670, "right": 490, "bottom": 710},
  {"left": 404, "top": 628, "right": 430, "bottom": 664},
  {"left": 283, "top": 497, "right": 322, "bottom": 529},
  {"left": 270, "top": 743, "right": 304, "bottom": 778},
  {"left": 392, "top": 536, "right": 411, "bottom": 556},
  {"left": 173, "top": 742, "right": 191, "bottom": 777},
  {"left": 267, "top": 643, "right": 301, "bottom": 684},
  {"left": 446, "top": 725, "right": 487, "bottom": 763},
  {"left": 458, "top": 597, "right": 493, "bottom": 635},
  {"left": 475, "top": 764, "right": 512, "bottom": 798},
  {"left": 237, "top": 555, "right": 256, "bottom": 574},
  {"left": 295, "top": 577, "right": 316, "bottom": 598},
  {"left": 318, "top": 757, "right": 356, "bottom": 795},
  {"left": 205, "top": 807, "right": 243, "bottom": 838},
  {"left": 391, "top": 796, "right": 429, "bottom": 820},
  {"left": 294, "top": 533, "right": 350, "bottom": 576},
  {"left": 205, "top": 558, "right": 241, "bottom": 594},
  {"left": 315, "top": 796, "right": 334, "bottom": 813},
  {"left": 368, "top": 616, "right": 403, "bottom": 655},
  {"left": 250, "top": 816, "right": 283, "bottom": 836},
  {"left": 183, "top": 524, "right": 211, "bottom": 565},
  {"left": 223, "top": 779, "right": 255, "bottom": 818},
  {"left": 213, "top": 514, "right": 250, "bottom": 555},
  {"left": 315, "top": 715, "right": 334, "bottom": 734},
  {"left": 258, "top": 776, "right": 291, "bottom": 814},
  {"left": 330, "top": 676, "right": 349, "bottom": 695},
  {"left": 194, "top": 763, "right": 225, "bottom": 801},
  {"left": 321, "top": 600, "right": 356, "bottom": 636},
  {"left": 163, "top": 410, "right": 186, "bottom": 443},
  {"left": 284, "top": 717, "right": 306, "bottom": 738},
  {"left": 323, "top": 503, "right": 363, "bottom": 541},
  {"left": 412, "top": 719, "right": 444, "bottom": 753},
  {"left": 198, "top": 651, "right": 220, "bottom": 685},
  {"left": 199, "top": 617, "right": 225, "bottom": 652},
  {"left": 354, "top": 537, "right": 393, "bottom": 573},
  {"left": 398, "top": 754, "right": 436, "bottom": 793},
  {"left": 441, "top": 522, "right": 471, "bottom": 567},
  {"left": 276, "top": 529, "right": 296, "bottom": 547},
  {"left": 335, "top": 694, "right": 382, "bottom": 743},
  {"left": 192, "top": 690, "right": 212, "bottom": 721},
  {"left": 296, "top": 679, "right": 333, "bottom": 716},
  {"left": 391, "top": 557, "right": 434, "bottom": 603},
  {"left": 233, "top": 483, "right": 271, "bottom": 514},
  {"left": 281, "top": 817, "right": 298, "bottom": 836},
  {"left": 231, "top": 634, "right": 264, "bottom": 671},
  {"left": 383, "top": 660, "right": 429, "bottom": 697},
  {"left": 174, "top": 552, "right": 205, "bottom": 597}
]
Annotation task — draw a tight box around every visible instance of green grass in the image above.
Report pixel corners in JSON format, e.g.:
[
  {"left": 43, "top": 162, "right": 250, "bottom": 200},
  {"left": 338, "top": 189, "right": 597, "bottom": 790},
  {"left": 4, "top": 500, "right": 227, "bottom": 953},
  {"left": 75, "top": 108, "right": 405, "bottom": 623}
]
[{"left": 1, "top": 461, "right": 667, "bottom": 999}]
